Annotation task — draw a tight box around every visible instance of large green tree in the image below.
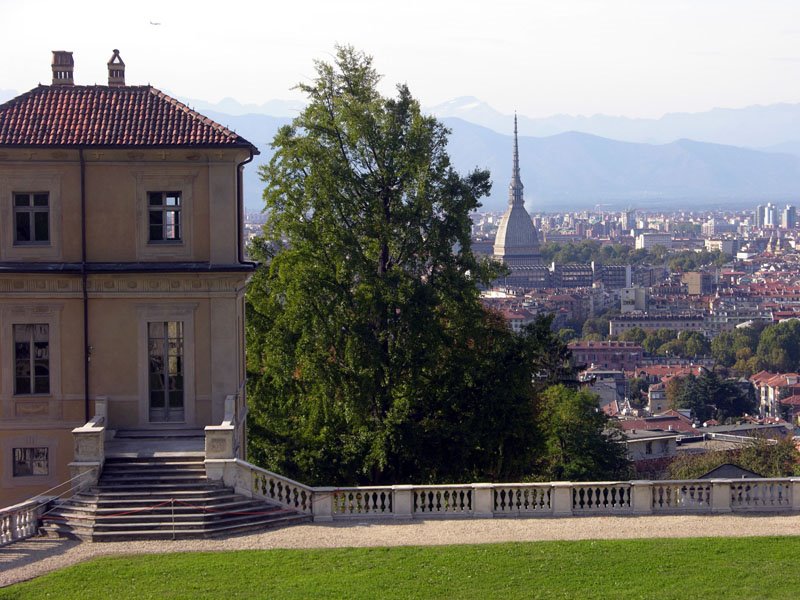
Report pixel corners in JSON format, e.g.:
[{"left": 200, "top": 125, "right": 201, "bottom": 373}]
[
  {"left": 537, "top": 385, "right": 631, "bottom": 481},
  {"left": 246, "top": 47, "right": 555, "bottom": 485}
]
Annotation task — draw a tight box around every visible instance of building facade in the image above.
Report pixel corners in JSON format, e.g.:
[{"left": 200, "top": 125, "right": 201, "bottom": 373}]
[{"left": 0, "top": 51, "right": 257, "bottom": 505}]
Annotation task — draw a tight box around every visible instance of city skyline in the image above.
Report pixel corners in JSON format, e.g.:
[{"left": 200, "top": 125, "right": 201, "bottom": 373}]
[{"left": 3, "top": 1, "right": 800, "bottom": 118}]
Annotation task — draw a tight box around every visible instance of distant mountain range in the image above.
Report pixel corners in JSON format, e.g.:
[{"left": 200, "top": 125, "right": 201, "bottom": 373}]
[
  {"left": 428, "top": 96, "right": 800, "bottom": 150},
  {"left": 4, "top": 88, "right": 800, "bottom": 212},
  {"left": 206, "top": 109, "right": 800, "bottom": 212}
]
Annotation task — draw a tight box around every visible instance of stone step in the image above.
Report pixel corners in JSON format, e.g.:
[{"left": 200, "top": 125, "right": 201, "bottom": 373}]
[
  {"left": 104, "top": 457, "right": 205, "bottom": 464},
  {"left": 102, "top": 464, "right": 206, "bottom": 473},
  {"left": 93, "top": 481, "right": 221, "bottom": 491},
  {"left": 86, "top": 513, "right": 311, "bottom": 541},
  {"left": 93, "top": 508, "right": 293, "bottom": 529},
  {"left": 42, "top": 454, "right": 308, "bottom": 541},
  {"left": 88, "top": 488, "right": 230, "bottom": 499},
  {"left": 113, "top": 429, "right": 205, "bottom": 439},
  {"left": 68, "top": 493, "right": 244, "bottom": 507},
  {"left": 98, "top": 474, "right": 209, "bottom": 483},
  {"left": 50, "top": 499, "right": 273, "bottom": 520}
]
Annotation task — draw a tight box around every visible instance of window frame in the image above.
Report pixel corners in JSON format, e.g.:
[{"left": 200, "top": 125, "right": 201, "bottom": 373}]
[
  {"left": 147, "top": 191, "right": 182, "bottom": 243},
  {"left": 147, "top": 320, "right": 185, "bottom": 422},
  {"left": 134, "top": 170, "right": 195, "bottom": 260},
  {"left": 13, "top": 192, "right": 50, "bottom": 245},
  {"left": 0, "top": 172, "right": 62, "bottom": 261},
  {"left": 13, "top": 323, "right": 50, "bottom": 396},
  {"left": 136, "top": 303, "right": 196, "bottom": 427},
  {"left": 1, "top": 304, "right": 63, "bottom": 420},
  {"left": 12, "top": 447, "right": 49, "bottom": 477}
]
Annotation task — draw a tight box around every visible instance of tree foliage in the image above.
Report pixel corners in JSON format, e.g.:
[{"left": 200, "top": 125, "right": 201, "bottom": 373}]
[
  {"left": 665, "top": 371, "right": 756, "bottom": 423},
  {"left": 537, "top": 385, "right": 631, "bottom": 481},
  {"left": 246, "top": 47, "right": 590, "bottom": 486},
  {"left": 667, "top": 249, "right": 728, "bottom": 272},
  {"left": 667, "top": 437, "right": 800, "bottom": 479}
]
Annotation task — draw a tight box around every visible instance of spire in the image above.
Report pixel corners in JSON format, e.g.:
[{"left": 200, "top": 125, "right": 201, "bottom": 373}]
[{"left": 508, "top": 113, "right": 524, "bottom": 207}]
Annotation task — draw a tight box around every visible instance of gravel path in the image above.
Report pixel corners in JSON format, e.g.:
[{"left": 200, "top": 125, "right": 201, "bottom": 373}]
[{"left": 3, "top": 514, "right": 800, "bottom": 588}]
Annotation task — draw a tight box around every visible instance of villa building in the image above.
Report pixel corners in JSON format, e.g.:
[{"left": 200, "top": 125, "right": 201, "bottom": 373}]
[{"left": 0, "top": 51, "right": 257, "bottom": 505}]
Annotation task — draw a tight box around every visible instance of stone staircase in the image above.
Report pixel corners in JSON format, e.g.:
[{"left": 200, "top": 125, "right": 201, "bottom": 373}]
[{"left": 41, "top": 456, "right": 311, "bottom": 541}]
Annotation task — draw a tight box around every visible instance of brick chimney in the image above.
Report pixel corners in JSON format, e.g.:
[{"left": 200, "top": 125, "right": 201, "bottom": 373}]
[
  {"left": 107, "top": 49, "right": 125, "bottom": 87},
  {"left": 51, "top": 51, "right": 74, "bottom": 86}
]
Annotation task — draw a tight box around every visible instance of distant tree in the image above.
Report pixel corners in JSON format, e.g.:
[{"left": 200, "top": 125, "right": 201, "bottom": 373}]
[
  {"left": 666, "top": 371, "right": 754, "bottom": 423},
  {"left": 618, "top": 327, "right": 647, "bottom": 345},
  {"left": 558, "top": 328, "right": 578, "bottom": 344},
  {"left": 756, "top": 320, "right": 800, "bottom": 373},
  {"left": 628, "top": 377, "right": 649, "bottom": 409},
  {"left": 667, "top": 437, "right": 800, "bottom": 479},
  {"left": 582, "top": 317, "right": 609, "bottom": 340},
  {"left": 711, "top": 332, "right": 737, "bottom": 368},
  {"left": 682, "top": 331, "right": 711, "bottom": 358},
  {"left": 537, "top": 385, "right": 632, "bottom": 481},
  {"left": 642, "top": 329, "right": 678, "bottom": 355}
]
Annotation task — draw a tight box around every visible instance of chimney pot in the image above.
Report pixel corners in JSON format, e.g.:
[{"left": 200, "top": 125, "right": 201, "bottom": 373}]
[
  {"left": 51, "top": 50, "right": 74, "bottom": 86},
  {"left": 107, "top": 49, "right": 125, "bottom": 87}
]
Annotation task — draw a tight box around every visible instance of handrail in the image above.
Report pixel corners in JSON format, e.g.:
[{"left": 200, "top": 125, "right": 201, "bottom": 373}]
[
  {"left": 236, "top": 459, "right": 314, "bottom": 493},
  {"left": 0, "top": 469, "right": 95, "bottom": 547}
]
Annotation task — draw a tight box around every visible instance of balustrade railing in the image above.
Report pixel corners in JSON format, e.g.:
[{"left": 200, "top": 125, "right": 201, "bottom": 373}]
[
  {"left": 331, "top": 488, "right": 394, "bottom": 516},
  {"left": 652, "top": 481, "right": 712, "bottom": 512},
  {"left": 247, "top": 462, "right": 314, "bottom": 515},
  {"left": 730, "top": 479, "right": 792, "bottom": 510},
  {"left": 202, "top": 411, "right": 800, "bottom": 523},
  {"left": 572, "top": 483, "right": 632, "bottom": 513},
  {"left": 0, "top": 499, "right": 48, "bottom": 547},
  {"left": 414, "top": 486, "right": 473, "bottom": 515},
  {"left": 494, "top": 485, "right": 552, "bottom": 515}
]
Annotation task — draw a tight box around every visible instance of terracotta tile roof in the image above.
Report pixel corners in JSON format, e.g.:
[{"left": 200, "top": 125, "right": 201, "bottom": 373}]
[{"left": 0, "top": 85, "right": 257, "bottom": 150}]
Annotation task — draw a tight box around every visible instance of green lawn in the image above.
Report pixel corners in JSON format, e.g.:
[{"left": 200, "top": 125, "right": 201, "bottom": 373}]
[{"left": 2, "top": 537, "right": 799, "bottom": 599}]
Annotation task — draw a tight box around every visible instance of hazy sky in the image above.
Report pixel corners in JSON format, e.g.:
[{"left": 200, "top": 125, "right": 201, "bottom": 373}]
[{"left": 3, "top": 0, "right": 800, "bottom": 118}]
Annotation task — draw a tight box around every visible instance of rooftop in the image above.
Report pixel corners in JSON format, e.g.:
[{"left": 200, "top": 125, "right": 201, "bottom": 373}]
[{"left": 0, "top": 84, "right": 257, "bottom": 150}]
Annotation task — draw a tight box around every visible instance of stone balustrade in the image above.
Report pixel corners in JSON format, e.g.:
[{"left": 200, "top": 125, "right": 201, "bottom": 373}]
[
  {"left": 208, "top": 458, "right": 800, "bottom": 522},
  {"left": 202, "top": 406, "right": 800, "bottom": 523},
  {"left": 0, "top": 498, "right": 51, "bottom": 547}
]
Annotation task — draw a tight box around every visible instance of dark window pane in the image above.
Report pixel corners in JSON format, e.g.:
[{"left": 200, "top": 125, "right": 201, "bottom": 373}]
[
  {"left": 150, "top": 391, "right": 165, "bottom": 408},
  {"left": 34, "top": 377, "right": 49, "bottom": 394},
  {"left": 34, "top": 211, "right": 49, "bottom": 241},
  {"left": 33, "top": 193, "right": 48, "bottom": 207},
  {"left": 15, "top": 341, "right": 30, "bottom": 360},
  {"left": 15, "top": 212, "right": 31, "bottom": 242},
  {"left": 14, "top": 194, "right": 30, "bottom": 207},
  {"left": 15, "top": 377, "right": 31, "bottom": 395},
  {"left": 169, "top": 390, "right": 184, "bottom": 408},
  {"left": 149, "top": 192, "right": 163, "bottom": 206},
  {"left": 150, "top": 225, "right": 163, "bottom": 241}
]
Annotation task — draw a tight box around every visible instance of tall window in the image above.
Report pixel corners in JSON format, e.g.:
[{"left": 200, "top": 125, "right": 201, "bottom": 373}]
[
  {"left": 14, "top": 192, "right": 49, "bottom": 244},
  {"left": 13, "top": 447, "right": 49, "bottom": 477},
  {"left": 148, "top": 321, "right": 184, "bottom": 422},
  {"left": 148, "top": 191, "right": 181, "bottom": 242},
  {"left": 14, "top": 324, "right": 49, "bottom": 395}
]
